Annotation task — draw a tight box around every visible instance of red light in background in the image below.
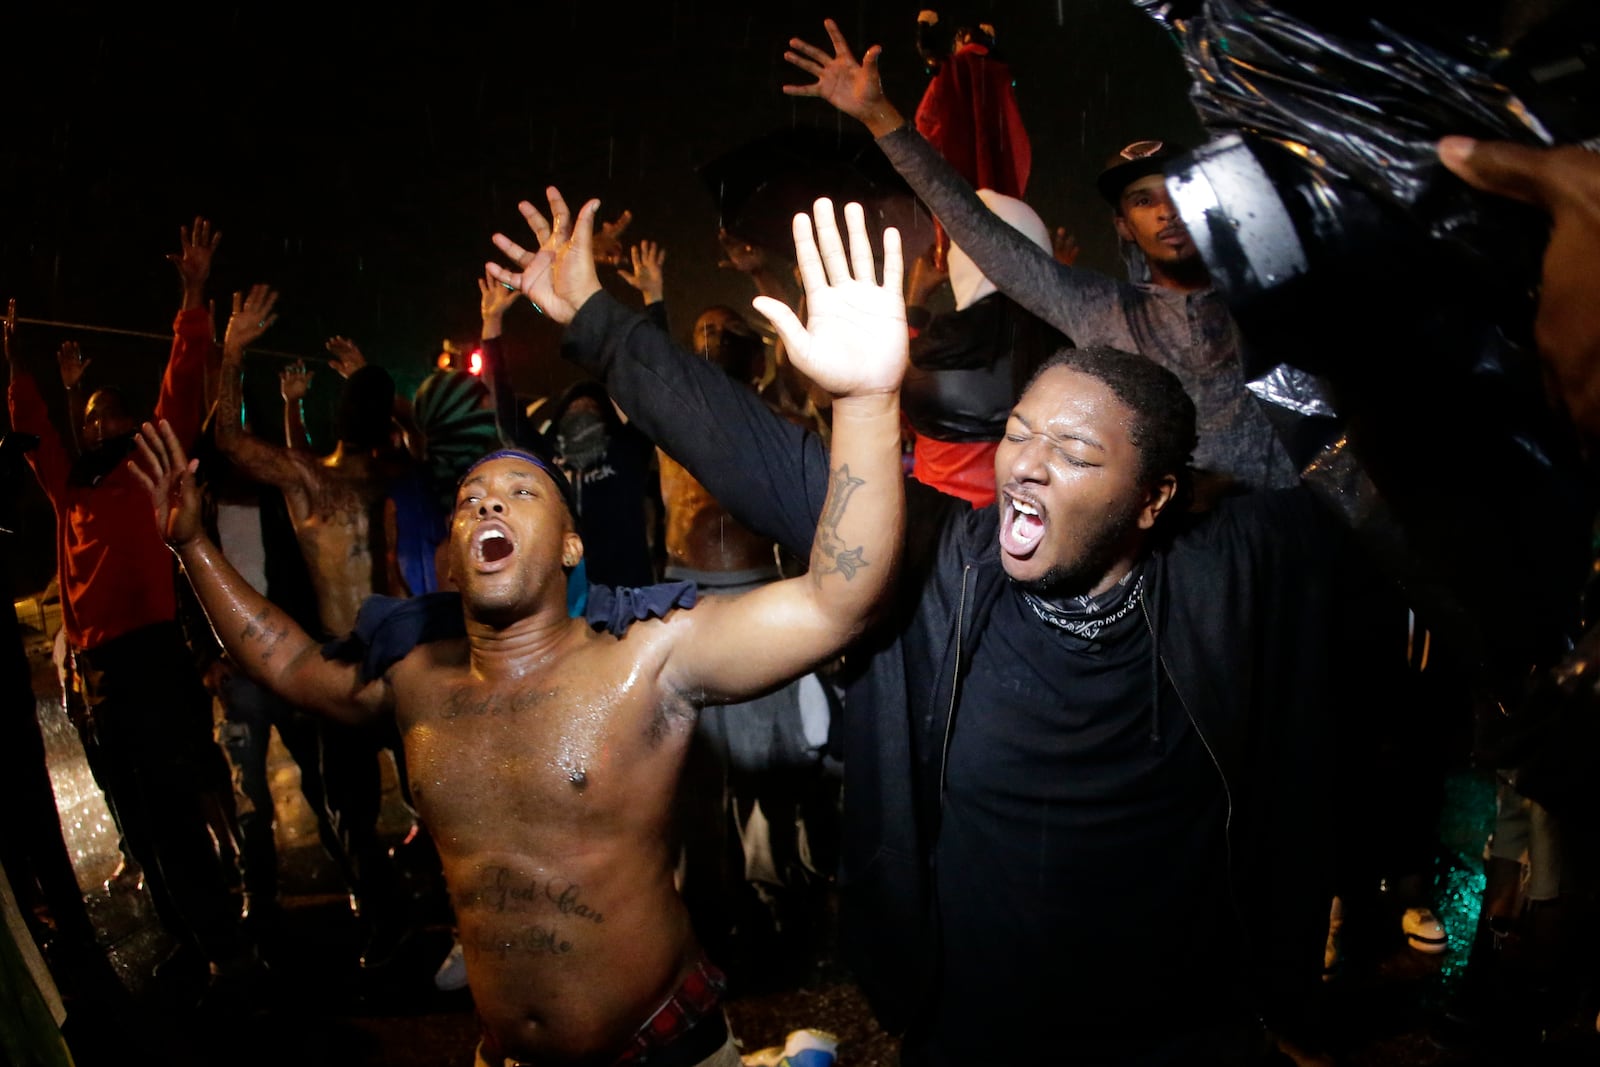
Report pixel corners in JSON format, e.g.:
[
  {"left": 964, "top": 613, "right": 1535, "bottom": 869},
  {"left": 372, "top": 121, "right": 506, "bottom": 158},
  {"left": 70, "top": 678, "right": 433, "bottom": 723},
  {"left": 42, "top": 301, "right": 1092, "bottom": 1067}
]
[{"left": 468, "top": 349, "right": 484, "bottom": 376}]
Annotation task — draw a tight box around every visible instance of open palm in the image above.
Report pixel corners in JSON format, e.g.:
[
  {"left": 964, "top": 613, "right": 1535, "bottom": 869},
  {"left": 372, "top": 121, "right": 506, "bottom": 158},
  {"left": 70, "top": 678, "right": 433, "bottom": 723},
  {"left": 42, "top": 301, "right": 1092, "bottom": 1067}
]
[{"left": 752, "top": 199, "right": 905, "bottom": 399}]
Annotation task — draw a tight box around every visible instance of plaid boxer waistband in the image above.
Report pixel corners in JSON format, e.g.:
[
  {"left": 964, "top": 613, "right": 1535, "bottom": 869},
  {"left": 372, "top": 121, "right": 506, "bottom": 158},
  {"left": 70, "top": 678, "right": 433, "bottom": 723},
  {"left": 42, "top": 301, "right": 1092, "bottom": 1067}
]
[{"left": 612, "top": 959, "right": 728, "bottom": 1066}]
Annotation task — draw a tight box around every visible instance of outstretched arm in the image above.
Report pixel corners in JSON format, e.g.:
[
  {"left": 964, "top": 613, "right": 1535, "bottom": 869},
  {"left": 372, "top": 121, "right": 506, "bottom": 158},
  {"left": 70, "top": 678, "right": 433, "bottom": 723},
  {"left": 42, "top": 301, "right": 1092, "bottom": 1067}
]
[
  {"left": 132, "top": 419, "right": 391, "bottom": 724},
  {"left": 477, "top": 273, "right": 523, "bottom": 445},
  {"left": 783, "top": 19, "right": 1113, "bottom": 342},
  {"left": 216, "top": 286, "right": 307, "bottom": 492},
  {"left": 665, "top": 199, "right": 906, "bottom": 701}
]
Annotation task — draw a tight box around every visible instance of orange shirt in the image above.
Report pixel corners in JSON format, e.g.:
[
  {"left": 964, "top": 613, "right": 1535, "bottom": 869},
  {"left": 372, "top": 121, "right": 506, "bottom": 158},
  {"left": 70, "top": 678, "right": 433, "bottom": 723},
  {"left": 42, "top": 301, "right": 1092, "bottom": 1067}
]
[{"left": 9, "top": 308, "right": 213, "bottom": 650}]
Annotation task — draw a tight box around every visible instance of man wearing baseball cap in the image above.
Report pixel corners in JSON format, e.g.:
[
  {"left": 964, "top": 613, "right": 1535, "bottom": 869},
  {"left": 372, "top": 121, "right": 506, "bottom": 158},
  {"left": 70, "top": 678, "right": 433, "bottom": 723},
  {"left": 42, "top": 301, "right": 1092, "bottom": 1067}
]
[{"left": 784, "top": 20, "right": 1301, "bottom": 495}]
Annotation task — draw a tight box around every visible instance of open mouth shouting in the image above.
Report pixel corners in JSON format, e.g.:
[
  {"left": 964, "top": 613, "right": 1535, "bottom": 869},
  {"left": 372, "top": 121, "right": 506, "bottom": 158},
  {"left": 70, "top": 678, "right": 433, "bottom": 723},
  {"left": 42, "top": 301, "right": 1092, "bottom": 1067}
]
[
  {"left": 999, "top": 490, "right": 1046, "bottom": 560},
  {"left": 471, "top": 519, "right": 517, "bottom": 573}
]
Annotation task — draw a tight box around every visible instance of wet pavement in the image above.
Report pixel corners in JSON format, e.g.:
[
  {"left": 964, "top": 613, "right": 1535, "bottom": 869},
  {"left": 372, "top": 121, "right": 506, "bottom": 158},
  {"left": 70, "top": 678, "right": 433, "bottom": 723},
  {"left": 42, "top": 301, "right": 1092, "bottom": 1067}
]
[{"left": 15, "top": 614, "right": 1600, "bottom": 1066}]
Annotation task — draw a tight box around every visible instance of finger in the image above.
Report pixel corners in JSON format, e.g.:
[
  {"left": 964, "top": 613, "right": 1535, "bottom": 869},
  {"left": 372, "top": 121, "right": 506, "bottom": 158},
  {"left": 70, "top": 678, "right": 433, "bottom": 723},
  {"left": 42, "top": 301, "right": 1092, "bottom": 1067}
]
[
  {"left": 517, "top": 200, "right": 553, "bottom": 248},
  {"left": 781, "top": 83, "right": 823, "bottom": 98},
  {"left": 881, "top": 226, "right": 903, "bottom": 295},
  {"left": 751, "top": 296, "right": 808, "bottom": 364},
  {"left": 478, "top": 276, "right": 491, "bottom": 298},
  {"left": 485, "top": 261, "right": 524, "bottom": 290},
  {"left": 630, "top": 246, "right": 643, "bottom": 274},
  {"left": 822, "top": 19, "right": 857, "bottom": 62},
  {"left": 493, "top": 232, "right": 536, "bottom": 268},
  {"left": 571, "top": 198, "right": 600, "bottom": 267},
  {"left": 862, "top": 44, "right": 883, "bottom": 83},
  {"left": 791, "top": 210, "right": 827, "bottom": 296},
  {"left": 784, "top": 51, "right": 826, "bottom": 77},
  {"left": 179, "top": 224, "right": 191, "bottom": 248},
  {"left": 811, "top": 198, "right": 852, "bottom": 287},
  {"left": 788, "top": 36, "right": 834, "bottom": 64},
  {"left": 546, "top": 187, "right": 574, "bottom": 241},
  {"left": 844, "top": 202, "right": 875, "bottom": 283},
  {"left": 232, "top": 290, "right": 243, "bottom": 316},
  {"left": 157, "top": 419, "right": 190, "bottom": 472},
  {"left": 130, "top": 434, "right": 161, "bottom": 494},
  {"left": 140, "top": 421, "right": 174, "bottom": 475},
  {"left": 1437, "top": 137, "right": 1552, "bottom": 209}
]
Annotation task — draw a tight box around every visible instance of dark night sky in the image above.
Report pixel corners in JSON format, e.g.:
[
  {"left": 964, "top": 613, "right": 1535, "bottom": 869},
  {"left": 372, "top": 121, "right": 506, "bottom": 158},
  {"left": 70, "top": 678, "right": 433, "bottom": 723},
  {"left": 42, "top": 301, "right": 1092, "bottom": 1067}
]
[{"left": 2, "top": 0, "right": 1202, "bottom": 590}]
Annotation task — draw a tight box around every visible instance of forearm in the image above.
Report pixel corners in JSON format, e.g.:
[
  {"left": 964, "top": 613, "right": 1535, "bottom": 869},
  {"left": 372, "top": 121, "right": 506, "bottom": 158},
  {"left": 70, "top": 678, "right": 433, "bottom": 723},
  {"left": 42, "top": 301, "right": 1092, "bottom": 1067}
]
[
  {"left": 155, "top": 308, "right": 216, "bottom": 446},
  {"left": 175, "top": 536, "right": 369, "bottom": 723},
  {"left": 216, "top": 357, "right": 248, "bottom": 451},
  {"left": 64, "top": 385, "right": 85, "bottom": 454},
  {"left": 479, "top": 335, "right": 519, "bottom": 446},
  {"left": 283, "top": 397, "right": 310, "bottom": 450},
  {"left": 875, "top": 127, "right": 1106, "bottom": 337},
  {"left": 802, "top": 391, "right": 903, "bottom": 632}
]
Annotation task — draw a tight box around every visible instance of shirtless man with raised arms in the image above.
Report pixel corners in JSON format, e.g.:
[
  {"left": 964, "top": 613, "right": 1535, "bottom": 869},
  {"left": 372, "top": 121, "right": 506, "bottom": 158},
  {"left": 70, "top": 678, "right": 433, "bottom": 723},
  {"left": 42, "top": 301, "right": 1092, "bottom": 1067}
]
[{"left": 133, "top": 193, "right": 906, "bottom": 1066}]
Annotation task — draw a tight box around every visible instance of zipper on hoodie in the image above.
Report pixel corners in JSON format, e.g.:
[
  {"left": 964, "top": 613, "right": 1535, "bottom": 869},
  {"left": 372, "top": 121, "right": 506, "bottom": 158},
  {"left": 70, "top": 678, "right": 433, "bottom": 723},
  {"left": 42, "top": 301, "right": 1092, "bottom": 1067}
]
[
  {"left": 937, "top": 563, "right": 972, "bottom": 806},
  {"left": 1142, "top": 596, "right": 1260, "bottom": 1021}
]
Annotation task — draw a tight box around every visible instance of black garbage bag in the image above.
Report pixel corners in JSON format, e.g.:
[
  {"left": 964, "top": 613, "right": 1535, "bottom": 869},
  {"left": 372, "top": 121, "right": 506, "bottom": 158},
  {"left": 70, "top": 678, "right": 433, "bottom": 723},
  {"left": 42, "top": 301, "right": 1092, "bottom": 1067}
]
[{"left": 1133, "top": 0, "right": 1599, "bottom": 692}]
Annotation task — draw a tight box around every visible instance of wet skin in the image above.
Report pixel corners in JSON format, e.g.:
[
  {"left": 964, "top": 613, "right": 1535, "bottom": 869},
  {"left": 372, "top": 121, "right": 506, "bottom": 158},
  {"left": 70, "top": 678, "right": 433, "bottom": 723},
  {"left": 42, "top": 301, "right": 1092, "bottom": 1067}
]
[
  {"left": 385, "top": 457, "right": 703, "bottom": 1061},
  {"left": 658, "top": 450, "right": 777, "bottom": 574}
]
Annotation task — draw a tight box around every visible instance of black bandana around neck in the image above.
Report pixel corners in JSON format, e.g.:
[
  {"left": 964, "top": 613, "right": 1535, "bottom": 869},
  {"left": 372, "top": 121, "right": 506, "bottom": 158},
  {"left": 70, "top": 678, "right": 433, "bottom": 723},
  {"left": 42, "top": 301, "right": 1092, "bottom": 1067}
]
[{"left": 1019, "top": 562, "right": 1147, "bottom": 642}]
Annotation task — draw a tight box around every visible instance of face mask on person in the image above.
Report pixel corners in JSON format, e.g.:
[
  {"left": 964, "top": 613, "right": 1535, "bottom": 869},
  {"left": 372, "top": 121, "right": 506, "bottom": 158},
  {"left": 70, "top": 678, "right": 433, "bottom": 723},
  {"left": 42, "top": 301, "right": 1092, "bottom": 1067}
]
[{"left": 557, "top": 410, "right": 609, "bottom": 471}]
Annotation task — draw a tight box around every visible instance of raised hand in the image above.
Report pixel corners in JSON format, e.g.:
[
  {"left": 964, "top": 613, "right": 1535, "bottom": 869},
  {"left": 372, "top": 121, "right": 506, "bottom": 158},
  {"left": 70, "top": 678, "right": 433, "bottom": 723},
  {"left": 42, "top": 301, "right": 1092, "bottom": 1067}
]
[
  {"left": 478, "top": 273, "right": 521, "bottom": 322},
  {"left": 131, "top": 419, "right": 204, "bottom": 547},
  {"left": 325, "top": 335, "right": 366, "bottom": 378},
  {"left": 750, "top": 199, "right": 906, "bottom": 400},
  {"left": 279, "top": 360, "right": 313, "bottom": 402},
  {"left": 592, "top": 209, "right": 634, "bottom": 266},
  {"left": 56, "top": 340, "right": 90, "bottom": 389},
  {"left": 783, "top": 19, "right": 903, "bottom": 136},
  {"left": 617, "top": 241, "right": 667, "bottom": 305},
  {"left": 486, "top": 187, "right": 604, "bottom": 325},
  {"left": 223, "top": 286, "right": 279, "bottom": 359},
  {"left": 168, "top": 217, "right": 222, "bottom": 307},
  {"left": 1439, "top": 136, "right": 1600, "bottom": 439}
]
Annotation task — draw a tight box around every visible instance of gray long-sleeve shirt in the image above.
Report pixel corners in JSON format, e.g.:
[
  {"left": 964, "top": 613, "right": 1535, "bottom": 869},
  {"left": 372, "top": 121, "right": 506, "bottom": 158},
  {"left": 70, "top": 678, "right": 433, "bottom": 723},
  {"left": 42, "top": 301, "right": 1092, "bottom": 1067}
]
[{"left": 878, "top": 126, "right": 1300, "bottom": 490}]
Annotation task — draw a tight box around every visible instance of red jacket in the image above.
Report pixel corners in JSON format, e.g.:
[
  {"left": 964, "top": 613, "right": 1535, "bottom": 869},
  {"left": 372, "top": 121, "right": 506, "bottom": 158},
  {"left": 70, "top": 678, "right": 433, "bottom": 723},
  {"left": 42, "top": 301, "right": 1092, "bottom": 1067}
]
[{"left": 9, "top": 308, "right": 213, "bottom": 650}]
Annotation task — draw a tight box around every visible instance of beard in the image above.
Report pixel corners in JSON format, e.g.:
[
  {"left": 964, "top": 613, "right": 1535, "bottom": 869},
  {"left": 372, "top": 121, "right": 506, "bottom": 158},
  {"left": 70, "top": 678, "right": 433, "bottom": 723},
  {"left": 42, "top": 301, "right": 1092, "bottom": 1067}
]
[{"left": 1012, "top": 506, "right": 1142, "bottom": 602}]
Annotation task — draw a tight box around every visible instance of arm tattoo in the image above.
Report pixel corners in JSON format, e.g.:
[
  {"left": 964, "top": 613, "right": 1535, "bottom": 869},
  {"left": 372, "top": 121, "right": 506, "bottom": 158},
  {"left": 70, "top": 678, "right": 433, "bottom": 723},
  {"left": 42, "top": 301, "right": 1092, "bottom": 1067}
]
[
  {"left": 239, "top": 607, "right": 290, "bottom": 662},
  {"left": 811, "top": 463, "right": 868, "bottom": 584}
]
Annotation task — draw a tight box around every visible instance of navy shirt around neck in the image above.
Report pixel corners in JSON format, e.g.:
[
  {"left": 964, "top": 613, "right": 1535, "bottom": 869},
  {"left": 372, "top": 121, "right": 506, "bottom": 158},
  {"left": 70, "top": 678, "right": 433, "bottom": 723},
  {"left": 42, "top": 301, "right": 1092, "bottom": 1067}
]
[{"left": 922, "top": 579, "right": 1238, "bottom": 1064}]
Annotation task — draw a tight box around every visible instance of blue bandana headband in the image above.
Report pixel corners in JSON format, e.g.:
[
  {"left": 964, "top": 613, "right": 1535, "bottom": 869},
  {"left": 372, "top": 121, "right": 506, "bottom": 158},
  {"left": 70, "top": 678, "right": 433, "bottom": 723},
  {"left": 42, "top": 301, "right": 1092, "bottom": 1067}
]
[{"left": 460, "top": 447, "right": 579, "bottom": 518}]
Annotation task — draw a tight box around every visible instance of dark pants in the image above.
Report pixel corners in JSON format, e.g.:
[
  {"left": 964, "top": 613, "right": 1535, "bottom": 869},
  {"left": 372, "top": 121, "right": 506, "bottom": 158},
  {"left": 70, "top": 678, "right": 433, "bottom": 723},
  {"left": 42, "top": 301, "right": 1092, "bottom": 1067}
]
[
  {"left": 74, "top": 623, "right": 244, "bottom": 965},
  {"left": 215, "top": 669, "right": 401, "bottom": 919}
]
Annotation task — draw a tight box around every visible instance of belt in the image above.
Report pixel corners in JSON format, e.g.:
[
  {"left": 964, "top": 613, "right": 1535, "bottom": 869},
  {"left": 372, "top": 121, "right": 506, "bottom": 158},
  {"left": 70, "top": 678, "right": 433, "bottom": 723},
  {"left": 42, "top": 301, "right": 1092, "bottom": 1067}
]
[{"left": 612, "top": 959, "right": 728, "bottom": 1066}]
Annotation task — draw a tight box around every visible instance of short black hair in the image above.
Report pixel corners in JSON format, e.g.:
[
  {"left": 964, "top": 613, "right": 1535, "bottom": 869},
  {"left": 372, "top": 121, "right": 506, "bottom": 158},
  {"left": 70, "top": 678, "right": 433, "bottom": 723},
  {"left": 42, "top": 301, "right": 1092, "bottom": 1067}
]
[{"left": 1026, "top": 346, "right": 1197, "bottom": 514}]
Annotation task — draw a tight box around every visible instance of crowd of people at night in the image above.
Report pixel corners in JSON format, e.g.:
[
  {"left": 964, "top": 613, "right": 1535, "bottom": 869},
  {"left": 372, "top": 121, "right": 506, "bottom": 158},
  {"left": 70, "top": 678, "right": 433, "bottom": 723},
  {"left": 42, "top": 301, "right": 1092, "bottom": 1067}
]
[{"left": 4, "top": 10, "right": 1600, "bottom": 1067}]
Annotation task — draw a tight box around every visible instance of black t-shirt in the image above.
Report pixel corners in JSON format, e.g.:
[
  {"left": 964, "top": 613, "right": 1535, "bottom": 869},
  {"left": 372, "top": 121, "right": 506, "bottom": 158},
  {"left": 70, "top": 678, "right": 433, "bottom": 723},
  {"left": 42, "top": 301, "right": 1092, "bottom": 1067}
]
[{"left": 922, "top": 580, "right": 1238, "bottom": 1065}]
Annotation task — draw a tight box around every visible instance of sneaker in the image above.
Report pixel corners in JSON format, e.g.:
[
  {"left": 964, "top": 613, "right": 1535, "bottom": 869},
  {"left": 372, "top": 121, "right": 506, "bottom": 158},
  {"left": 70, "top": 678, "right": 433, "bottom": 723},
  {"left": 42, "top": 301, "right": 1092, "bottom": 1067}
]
[
  {"left": 434, "top": 940, "right": 468, "bottom": 992},
  {"left": 1402, "top": 907, "right": 1448, "bottom": 954}
]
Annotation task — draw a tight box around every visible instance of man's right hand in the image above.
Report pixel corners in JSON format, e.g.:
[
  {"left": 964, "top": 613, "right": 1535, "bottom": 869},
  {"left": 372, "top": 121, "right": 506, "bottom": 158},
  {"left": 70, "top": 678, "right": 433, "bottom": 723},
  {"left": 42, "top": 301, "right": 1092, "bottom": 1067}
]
[
  {"left": 132, "top": 419, "right": 204, "bottom": 548},
  {"left": 325, "top": 335, "right": 366, "bottom": 378},
  {"left": 783, "top": 19, "right": 905, "bottom": 138},
  {"left": 486, "top": 187, "right": 604, "bottom": 325},
  {"left": 223, "top": 285, "right": 279, "bottom": 361}
]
